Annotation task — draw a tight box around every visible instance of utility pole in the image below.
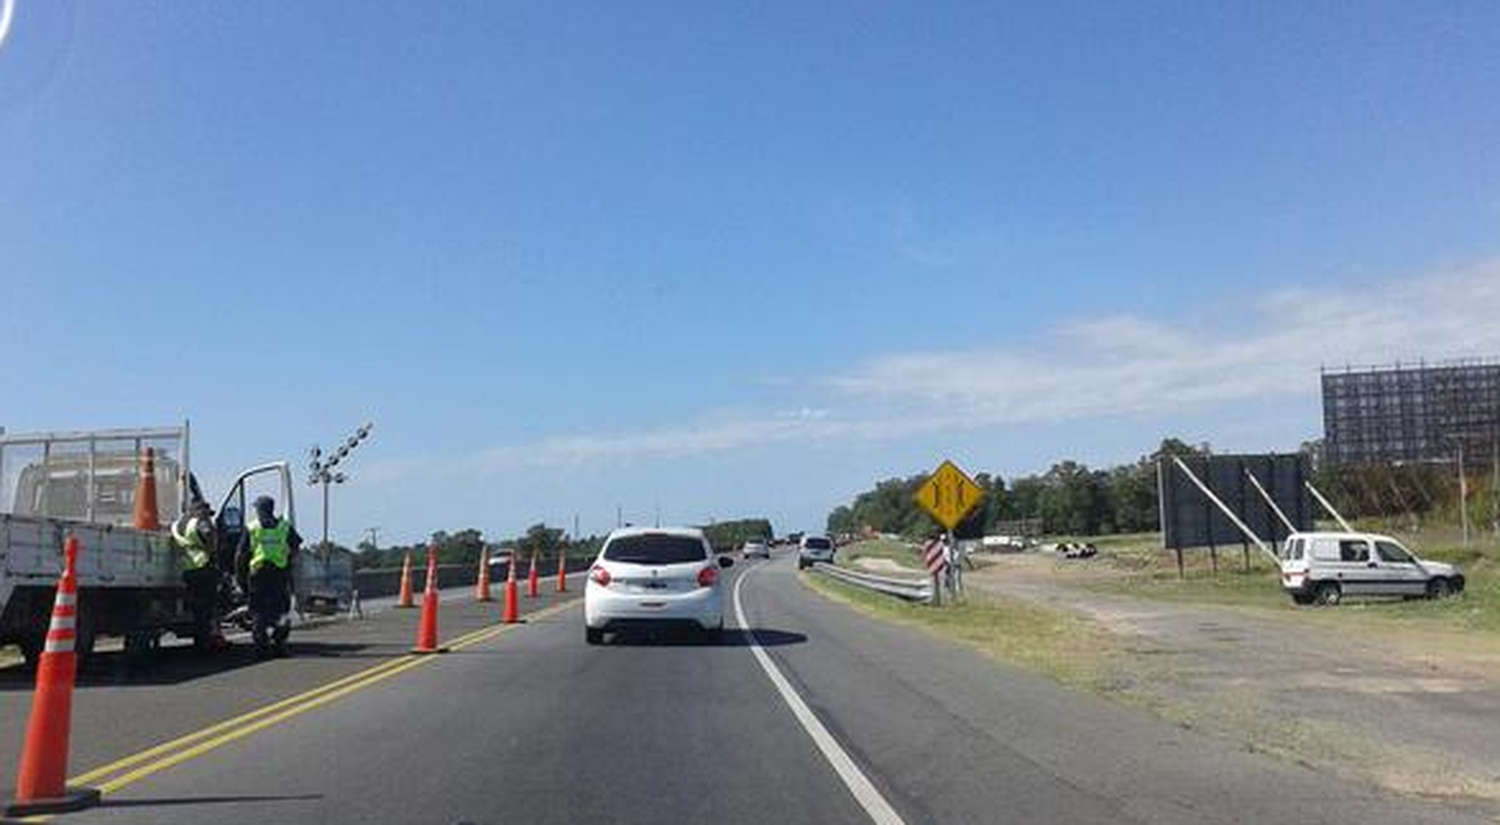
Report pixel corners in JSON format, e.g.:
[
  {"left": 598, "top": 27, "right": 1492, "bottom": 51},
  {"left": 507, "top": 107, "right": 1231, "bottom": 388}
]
[
  {"left": 1457, "top": 438, "right": 1471, "bottom": 546},
  {"left": 1491, "top": 432, "right": 1499, "bottom": 537},
  {"left": 365, "top": 526, "right": 381, "bottom": 552}
]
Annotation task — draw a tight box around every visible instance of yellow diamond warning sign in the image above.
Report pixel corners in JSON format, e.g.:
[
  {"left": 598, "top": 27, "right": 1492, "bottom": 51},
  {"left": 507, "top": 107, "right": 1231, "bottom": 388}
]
[{"left": 914, "top": 459, "right": 984, "bottom": 531}]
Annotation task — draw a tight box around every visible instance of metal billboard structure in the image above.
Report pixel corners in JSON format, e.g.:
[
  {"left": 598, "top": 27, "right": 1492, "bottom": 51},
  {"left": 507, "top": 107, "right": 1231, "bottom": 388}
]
[
  {"left": 1158, "top": 453, "right": 1314, "bottom": 575},
  {"left": 1322, "top": 360, "right": 1500, "bottom": 465}
]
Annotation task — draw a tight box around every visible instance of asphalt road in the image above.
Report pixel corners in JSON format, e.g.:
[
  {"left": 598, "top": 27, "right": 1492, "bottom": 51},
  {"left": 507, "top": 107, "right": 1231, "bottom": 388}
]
[{"left": 5, "top": 551, "right": 1492, "bottom": 824}]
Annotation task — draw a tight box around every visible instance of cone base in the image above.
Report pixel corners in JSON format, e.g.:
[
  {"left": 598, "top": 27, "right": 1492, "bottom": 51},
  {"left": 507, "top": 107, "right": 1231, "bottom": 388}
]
[
  {"left": 410, "top": 646, "right": 450, "bottom": 655},
  {"left": 476, "top": 596, "right": 494, "bottom": 602},
  {"left": 5, "top": 786, "right": 102, "bottom": 817},
  {"left": 395, "top": 603, "right": 416, "bottom": 609}
]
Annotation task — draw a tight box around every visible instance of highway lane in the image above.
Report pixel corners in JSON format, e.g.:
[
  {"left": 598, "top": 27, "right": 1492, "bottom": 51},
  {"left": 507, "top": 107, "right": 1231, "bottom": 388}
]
[
  {"left": 27, "top": 550, "right": 1496, "bottom": 824},
  {"left": 0, "top": 573, "right": 588, "bottom": 785}
]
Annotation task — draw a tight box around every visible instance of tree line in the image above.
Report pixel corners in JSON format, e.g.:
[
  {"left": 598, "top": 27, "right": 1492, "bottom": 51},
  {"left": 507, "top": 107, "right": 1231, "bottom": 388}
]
[
  {"left": 825, "top": 439, "right": 1209, "bottom": 539},
  {"left": 346, "top": 517, "right": 775, "bottom": 570}
]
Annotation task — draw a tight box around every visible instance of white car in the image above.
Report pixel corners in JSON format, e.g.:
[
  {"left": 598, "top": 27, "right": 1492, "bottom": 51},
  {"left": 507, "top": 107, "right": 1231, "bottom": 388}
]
[
  {"left": 1280, "top": 531, "right": 1463, "bottom": 606},
  {"left": 797, "top": 535, "right": 836, "bottom": 569},
  {"left": 742, "top": 541, "right": 770, "bottom": 559},
  {"left": 584, "top": 527, "right": 733, "bottom": 644}
]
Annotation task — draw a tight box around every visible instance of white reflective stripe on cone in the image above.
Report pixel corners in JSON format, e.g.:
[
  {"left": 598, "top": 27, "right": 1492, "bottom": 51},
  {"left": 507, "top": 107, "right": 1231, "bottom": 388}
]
[
  {"left": 43, "top": 639, "right": 75, "bottom": 653},
  {"left": 54, "top": 592, "right": 77, "bottom": 607},
  {"left": 48, "top": 616, "right": 76, "bottom": 630}
]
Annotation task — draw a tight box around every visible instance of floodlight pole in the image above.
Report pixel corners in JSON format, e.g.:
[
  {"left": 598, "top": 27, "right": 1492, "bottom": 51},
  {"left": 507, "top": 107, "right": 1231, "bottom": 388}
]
[{"left": 307, "top": 421, "right": 374, "bottom": 554}]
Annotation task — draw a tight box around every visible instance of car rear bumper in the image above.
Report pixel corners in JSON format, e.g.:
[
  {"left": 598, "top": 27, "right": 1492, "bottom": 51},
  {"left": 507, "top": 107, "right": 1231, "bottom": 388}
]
[{"left": 585, "top": 583, "right": 723, "bottom": 630}]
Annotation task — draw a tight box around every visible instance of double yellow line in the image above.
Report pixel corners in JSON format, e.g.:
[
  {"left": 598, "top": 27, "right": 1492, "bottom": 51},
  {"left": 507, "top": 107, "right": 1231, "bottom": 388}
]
[{"left": 66, "top": 599, "right": 579, "bottom": 800}]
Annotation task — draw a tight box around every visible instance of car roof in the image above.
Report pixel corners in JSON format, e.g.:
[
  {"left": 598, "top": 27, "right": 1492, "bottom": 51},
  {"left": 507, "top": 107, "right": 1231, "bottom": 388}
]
[
  {"left": 1287, "top": 531, "right": 1396, "bottom": 542},
  {"left": 604, "top": 526, "right": 707, "bottom": 541}
]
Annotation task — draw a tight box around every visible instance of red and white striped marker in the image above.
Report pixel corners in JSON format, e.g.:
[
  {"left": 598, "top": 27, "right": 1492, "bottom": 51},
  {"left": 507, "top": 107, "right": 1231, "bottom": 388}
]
[{"left": 922, "top": 538, "right": 948, "bottom": 575}]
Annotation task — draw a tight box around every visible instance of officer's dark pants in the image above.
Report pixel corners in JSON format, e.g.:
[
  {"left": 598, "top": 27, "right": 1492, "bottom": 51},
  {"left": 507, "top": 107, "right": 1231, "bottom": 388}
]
[
  {"left": 182, "top": 567, "right": 220, "bottom": 648},
  {"left": 249, "top": 566, "right": 292, "bottom": 651}
]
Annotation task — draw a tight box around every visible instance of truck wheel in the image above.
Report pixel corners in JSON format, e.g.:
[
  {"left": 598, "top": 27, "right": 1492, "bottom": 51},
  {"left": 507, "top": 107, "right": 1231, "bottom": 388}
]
[
  {"left": 74, "top": 608, "right": 97, "bottom": 659},
  {"left": 1315, "top": 582, "right": 1342, "bottom": 606},
  {"left": 1426, "top": 577, "right": 1452, "bottom": 600},
  {"left": 16, "top": 634, "right": 43, "bottom": 669},
  {"left": 585, "top": 627, "right": 604, "bottom": 646},
  {"left": 124, "top": 631, "right": 159, "bottom": 663}
]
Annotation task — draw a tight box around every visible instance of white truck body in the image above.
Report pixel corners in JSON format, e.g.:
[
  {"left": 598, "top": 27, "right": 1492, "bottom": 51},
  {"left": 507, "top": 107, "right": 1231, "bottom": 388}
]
[{"left": 0, "top": 425, "right": 344, "bottom": 663}]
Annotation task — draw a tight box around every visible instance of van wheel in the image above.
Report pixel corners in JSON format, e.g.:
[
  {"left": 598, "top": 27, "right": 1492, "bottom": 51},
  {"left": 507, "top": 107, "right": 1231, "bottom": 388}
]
[
  {"left": 585, "top": 627, "right": 604, "bottom": 646},
  {"left": 1426, "top": 577, "right": 1452, "bottom": 600},
  {"left": 1315, "top": 582, "right": 1342, "bottom": 606}
]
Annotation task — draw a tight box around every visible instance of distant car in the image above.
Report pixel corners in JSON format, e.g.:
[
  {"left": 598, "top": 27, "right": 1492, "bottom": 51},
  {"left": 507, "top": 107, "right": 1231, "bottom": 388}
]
[
  {"left": 797, "top": 535, "right": 835, "bottom": 569},
  {"left": 584, "top": 527, "right": 734, "bottom": 644},
  {"left": 743, "top": 541, "right": 770, "bottom": 559},
  {"left": 1280, "top": 531, "right": 1463, "bottom": 606},
  {"left": 1055, "top": 542, "right": 1097, "bottom": 560}
]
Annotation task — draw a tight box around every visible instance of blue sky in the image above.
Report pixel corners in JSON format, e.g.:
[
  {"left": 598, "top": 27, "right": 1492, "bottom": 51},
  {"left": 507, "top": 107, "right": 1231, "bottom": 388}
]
[{"left": 4, "top": 2, "right": 1500, "bottom": 544}]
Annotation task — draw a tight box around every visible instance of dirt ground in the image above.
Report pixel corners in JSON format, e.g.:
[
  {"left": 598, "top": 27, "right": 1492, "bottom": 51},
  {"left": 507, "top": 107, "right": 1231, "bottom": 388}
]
[{"left": 968, "top": 554, "right": 1500, "bottom": 811}]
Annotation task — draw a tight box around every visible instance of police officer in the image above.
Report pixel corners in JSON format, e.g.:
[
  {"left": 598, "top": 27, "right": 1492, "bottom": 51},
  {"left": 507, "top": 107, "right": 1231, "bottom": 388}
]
[
  {"left": 236, "top": 495, "right": 302, "bottom": 658},
  {"left": 171, "top": 500, "right": 224, "bottom": 652}
]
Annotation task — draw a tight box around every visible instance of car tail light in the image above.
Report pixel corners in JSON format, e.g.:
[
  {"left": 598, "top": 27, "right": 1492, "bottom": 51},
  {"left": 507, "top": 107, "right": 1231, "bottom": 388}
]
[
  {"left": 590, "top": 566, "right": 611, "bottom": 587},
  {"left": 697, "top": 566, "right": 719, "bottom": 588}
]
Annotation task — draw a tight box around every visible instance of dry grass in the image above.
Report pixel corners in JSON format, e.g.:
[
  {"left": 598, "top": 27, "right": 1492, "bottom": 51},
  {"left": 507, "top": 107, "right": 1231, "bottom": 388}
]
[{"left": 802, "top": 570, "right": 1127, "bottom": 692}]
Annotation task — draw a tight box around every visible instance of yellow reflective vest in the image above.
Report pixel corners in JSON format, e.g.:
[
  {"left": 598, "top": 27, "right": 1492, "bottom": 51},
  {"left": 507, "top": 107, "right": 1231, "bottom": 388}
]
[{"left": 248, "top": 518, "right": 291, "bottom": 573}]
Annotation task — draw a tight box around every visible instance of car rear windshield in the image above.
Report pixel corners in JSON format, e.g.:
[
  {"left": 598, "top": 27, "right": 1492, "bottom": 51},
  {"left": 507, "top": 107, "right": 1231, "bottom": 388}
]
[
  {"left": 804, "top": 537, "right": 832, "bottom": 550},
  {"left": 603, "top": 535, "right": 708, "bottom": 565}
]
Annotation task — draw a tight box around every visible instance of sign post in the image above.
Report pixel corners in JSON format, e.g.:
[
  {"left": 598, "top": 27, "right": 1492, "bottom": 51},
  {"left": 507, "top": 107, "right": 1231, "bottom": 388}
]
[{"left": 914, "top": 459, "right": 984, "bottom": 605}]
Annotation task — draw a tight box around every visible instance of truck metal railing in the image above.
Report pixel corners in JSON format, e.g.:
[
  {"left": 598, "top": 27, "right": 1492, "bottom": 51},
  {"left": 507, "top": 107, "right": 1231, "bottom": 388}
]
[
  {"left": 0, "top": 424, "right": 190, "bottom": 524},
  {"left": 811, "top": 562, "right": 933, "bottom": 601}
]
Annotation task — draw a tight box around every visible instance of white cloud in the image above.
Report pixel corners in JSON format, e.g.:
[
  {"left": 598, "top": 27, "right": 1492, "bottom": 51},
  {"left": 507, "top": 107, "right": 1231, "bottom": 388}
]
[
  {"left": 832, "top": 260, "right": 1500, "bottom": 424},
  {"left": 372, "top": 260, "right": 1500, "bottom": 475}
]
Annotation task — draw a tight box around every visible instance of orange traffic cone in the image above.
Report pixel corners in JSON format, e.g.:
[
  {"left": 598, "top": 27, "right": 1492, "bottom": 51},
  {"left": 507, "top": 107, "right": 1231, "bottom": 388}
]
[
  {"left": 502, "top": 551, "right": 519, "bottom": 624},
  {"left": 396, "top": 552, "right": 415, "bottom": 608},
  {"left": 411, "top": 546, "right": 447, "bottom": 654},
  {"left": 475, "top": 548, "right": 493, "bottom": 602},
  {"left": 527, "top": 554, "right": 540, "bottom": 598},
  {"left": 6, "top": 536, "right": 101, "bottom": 817},
  {"left": 556, "top": 549, "right": 568, "bottom": 593},
  {"left": 132, "top": 448, "right": 160, "bottom": 531}
]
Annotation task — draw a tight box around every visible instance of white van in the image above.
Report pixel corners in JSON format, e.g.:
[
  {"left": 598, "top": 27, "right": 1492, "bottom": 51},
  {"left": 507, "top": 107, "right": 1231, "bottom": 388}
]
[{"left": 1280, "top": 531, "right": 1464, "bottom": 606}]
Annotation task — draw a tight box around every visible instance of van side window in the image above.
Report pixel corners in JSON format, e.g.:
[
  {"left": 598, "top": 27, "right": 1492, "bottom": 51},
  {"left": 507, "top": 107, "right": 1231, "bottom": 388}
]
[
  {"left": 1375, "top": 541, "right": 1413, "bottom": 564},
  {"left": 1338, "top": 540, "right": 1370, "bottom": 563}
]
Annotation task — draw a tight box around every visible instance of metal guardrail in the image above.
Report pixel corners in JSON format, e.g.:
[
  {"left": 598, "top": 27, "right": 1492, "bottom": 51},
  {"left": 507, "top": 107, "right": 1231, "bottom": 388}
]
[{"left": 811, "top": 562, "right": 932, "bottom": 601}]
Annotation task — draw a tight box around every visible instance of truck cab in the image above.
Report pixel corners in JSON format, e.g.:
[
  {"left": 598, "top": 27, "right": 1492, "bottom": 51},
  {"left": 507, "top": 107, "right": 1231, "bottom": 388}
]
[{"left": 1280, "top": 531, "right": 1463, "bottom": 606}]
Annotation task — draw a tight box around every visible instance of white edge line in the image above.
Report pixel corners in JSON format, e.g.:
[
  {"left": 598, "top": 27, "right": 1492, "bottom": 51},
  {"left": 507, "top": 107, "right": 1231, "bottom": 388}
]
[{"left": 733, "top": 563, "right": 907, "bottom": 825}]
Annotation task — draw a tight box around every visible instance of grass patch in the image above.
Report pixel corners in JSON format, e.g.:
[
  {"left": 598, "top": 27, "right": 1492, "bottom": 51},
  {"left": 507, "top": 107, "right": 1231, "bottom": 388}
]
[
  {"left": 835, "top": 538, "right": 923, "bottom": 571},
  {"left": 802, "top": 570, "right": 1126, "bottom": 691}
]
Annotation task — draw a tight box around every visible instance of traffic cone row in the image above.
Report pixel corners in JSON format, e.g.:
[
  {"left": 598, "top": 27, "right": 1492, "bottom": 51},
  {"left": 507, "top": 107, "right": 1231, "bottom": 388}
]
[
  {"left": 410, "top": 546, "right": 448, "bottom": 655},
  {"left": 396, "top": 552, "right": 415, "bottom": 609},
  {"left": 6, "top": 536, "right": 101, "bottom": 817}
]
